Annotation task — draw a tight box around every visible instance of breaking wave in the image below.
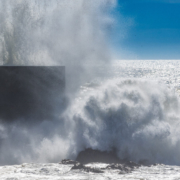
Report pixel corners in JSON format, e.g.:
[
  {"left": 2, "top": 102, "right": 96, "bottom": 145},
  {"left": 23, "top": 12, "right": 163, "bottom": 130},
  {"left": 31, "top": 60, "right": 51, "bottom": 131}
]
[
  {"left": 1, "top": 78, "right": 180, "bottom": 165},
  {"left": 0, "top": 0, "right": 180, "bottom": 166},
  {"left": 64, "top": 79, "right": 180, "bottom": 165}
]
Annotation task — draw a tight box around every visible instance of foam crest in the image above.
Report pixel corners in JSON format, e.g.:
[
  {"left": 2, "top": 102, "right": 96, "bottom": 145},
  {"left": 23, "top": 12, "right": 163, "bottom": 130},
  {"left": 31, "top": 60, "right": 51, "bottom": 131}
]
[
  {"left": 0, "top": 78, "right": 180, "bottom": 165},
  {"left": 1, "top": 0, "right": 180, "bottom": 166},
  {"left": 65, "top": 79, "right": 180, "bottom": 165}
]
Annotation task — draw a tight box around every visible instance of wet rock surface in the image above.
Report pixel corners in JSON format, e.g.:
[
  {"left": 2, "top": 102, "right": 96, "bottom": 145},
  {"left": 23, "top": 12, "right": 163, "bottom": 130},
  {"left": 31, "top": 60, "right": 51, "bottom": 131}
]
[
  {"left": 71, "top": 162, "right": 103, "bottom": 173},
  {"left": 61, "top": 148, "right": 141, "bottom": 174},
  {"left": 69, "top": 161, "right": 137, "bottom": 174},
  {"left": 105, "top": 163, "right": 133, "bottom": 173},
  {"left": 76, "top": 148, "right": 122, "bottom": 164},
  {"left": 76, "top": 148, "right": 141, "bottom": 167}
]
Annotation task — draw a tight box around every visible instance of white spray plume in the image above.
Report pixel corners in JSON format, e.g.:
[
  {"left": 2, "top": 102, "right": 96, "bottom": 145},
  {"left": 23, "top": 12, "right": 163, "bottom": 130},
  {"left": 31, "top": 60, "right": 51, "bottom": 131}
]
[
  {"left": 1, "top": 1, "right": 180, "bottom": 166},
  {"left": 0, "top": 0, "right": 116, "bottom": 93},
  {"left": 0, "top": 0, "right": 117, "bottom": 165},
  {"left": 64, "top": 79, "right": 180, "bottom": 165}
]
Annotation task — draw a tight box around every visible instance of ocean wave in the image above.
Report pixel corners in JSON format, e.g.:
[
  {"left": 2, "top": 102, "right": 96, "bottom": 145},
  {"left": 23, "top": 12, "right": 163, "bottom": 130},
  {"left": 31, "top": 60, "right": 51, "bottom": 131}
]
[{"left": 64, "top": 79, "right": 180, "bottom": 165}]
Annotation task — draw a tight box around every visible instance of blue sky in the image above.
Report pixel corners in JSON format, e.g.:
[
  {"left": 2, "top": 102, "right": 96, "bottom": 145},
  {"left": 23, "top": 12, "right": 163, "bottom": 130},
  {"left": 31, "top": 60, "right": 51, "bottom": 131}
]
[{"left": 111, "top": 0, "right": 180, "bottom": 59}]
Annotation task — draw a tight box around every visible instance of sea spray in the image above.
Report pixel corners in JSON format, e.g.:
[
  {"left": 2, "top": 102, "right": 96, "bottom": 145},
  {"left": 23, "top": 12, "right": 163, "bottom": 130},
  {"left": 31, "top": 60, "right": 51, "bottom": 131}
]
[
  {"left": 7, "top": 78, "right": 180, "bottom": 165},
  {"left": 0, "top": 0, "right": 116, "bottom": 165},
  {"left": 63, "top": 79, "right": 180, "bottom": 165},
  {"left": 0, "top": 67, "right": 180, "bottom": 165},
  {"left": 1, "top": 0, "right": 180, "bottom": 166},
  {"left": 0, "top": 0, "right": 115, "bottom": 93}
]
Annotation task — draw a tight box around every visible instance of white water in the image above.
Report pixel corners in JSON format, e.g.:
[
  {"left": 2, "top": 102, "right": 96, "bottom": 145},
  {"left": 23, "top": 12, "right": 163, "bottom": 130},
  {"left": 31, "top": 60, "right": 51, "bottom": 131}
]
[
  {"left": 0, "top": 0, "right": 115, "bottom": 93},
  {"left": 0, "top": 60, "right": 180, "bottom": 166},
  {"left": 0, "top": 0, "right": 180, "bottom": 168},
  {"left": 0, "top": 0, "right": 116, "bottom": 165},
  {"left": 65, "top": 60, "right": 180, "bottom": 165},
  {"left": 1, "top": 162, "right": 180, "bottom": 180}
]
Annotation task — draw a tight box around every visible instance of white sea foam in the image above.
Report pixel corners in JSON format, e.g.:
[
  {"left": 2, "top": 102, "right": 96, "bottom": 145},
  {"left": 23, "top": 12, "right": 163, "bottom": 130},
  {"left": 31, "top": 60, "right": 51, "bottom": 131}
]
[
  {"left": 0, "top": 60, "right": 180, "bottom": 165},
  {"left": 0, "top": 0, "right": 116, "bottom": 165},
  {"left": 1, "top": 0, "right": 180, "bottom": 166},
  {"left": 33, "top": 60, "right": 180, "bottom": 165},
  {"left": 65, "top": 76, "right": 180, "bottom": 165}
]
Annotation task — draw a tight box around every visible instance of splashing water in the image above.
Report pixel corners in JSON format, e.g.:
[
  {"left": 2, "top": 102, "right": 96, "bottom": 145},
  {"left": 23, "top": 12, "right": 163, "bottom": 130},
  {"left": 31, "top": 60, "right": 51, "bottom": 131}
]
[
  {"left": 1, "top": 0, "right": 180, "bottom": 166},
  {"left": 65, "top": 78, "right": 180, "bottom": 165},
  {"left": 0, "top": 0, "right": 117, "bottom": 165},
  {"left": 2, "top": 73, "right": 179, "bottom": 165},
  {"left": 0, "top": 0, "right": 115, "bottom": 93}
]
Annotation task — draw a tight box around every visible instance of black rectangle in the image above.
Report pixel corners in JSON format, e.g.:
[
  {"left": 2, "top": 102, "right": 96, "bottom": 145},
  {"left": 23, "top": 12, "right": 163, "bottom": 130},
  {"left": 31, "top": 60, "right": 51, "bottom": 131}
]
[{"left": 0, "top": 66, "right": 65, "bottom": 123}]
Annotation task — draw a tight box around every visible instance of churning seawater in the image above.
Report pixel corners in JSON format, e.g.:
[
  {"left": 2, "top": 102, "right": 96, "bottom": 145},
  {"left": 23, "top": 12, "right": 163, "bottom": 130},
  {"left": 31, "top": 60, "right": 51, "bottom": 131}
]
[
  {"left": 1, "top": 60, "right": 180, "bottom": 166},
  {"left": 65, "top": 60, "right": 180, "bottom": 166},
  {"left": 1, "top": 0, "right": 180, "bottom": 168}
]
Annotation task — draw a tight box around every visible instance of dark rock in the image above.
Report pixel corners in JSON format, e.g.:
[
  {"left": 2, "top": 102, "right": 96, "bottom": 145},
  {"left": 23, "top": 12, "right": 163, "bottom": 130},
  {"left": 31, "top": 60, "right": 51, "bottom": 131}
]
[
  {"left": 61, "top": 148, "right": 145, "bottom": 174},
  {"left": 75, "top": 148, "right": 141, "bottom": 174},
  {"left": 122, "top": 160, "right": 140, "bottom": 168},
  {"left": 152, "top": 163, "right": 159, "bottom": 166},
  {"left": 106, "top": 163, "right": 124, "bottom": 170},
  {"left": 106, "top": 163, "right": 132, "bottom": 173},
  {"left": 71, "top": 162, "right": 103, "bottom": 173},
  {"left": 85, "top": 167, "right": 103, "bottom": 173},
  {"left": 76, "top": 148, "right": 123, "bottom": 164},
  {"left": 76, "top": 148, "right": 140, "bottom": 167}
]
